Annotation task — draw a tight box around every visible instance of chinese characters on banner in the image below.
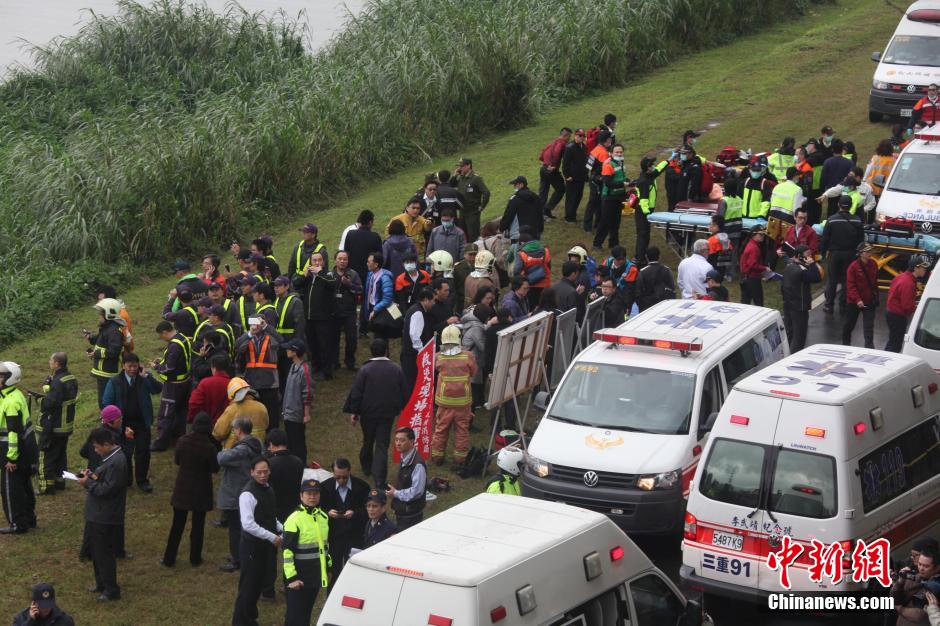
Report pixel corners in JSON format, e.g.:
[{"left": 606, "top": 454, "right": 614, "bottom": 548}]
[
  {"left": 394, "top": 339, "right": 435, "bottom": 462},
  {"left": 766, "top": 536, "right": 892, "bottom": 589}
]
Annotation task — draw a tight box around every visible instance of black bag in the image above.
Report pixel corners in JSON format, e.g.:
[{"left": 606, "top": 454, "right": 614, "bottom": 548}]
[
  {"left": 456, "top": 446, "right": 487, "bottom": 478},
  {"left": 369, "top": 305, "right": 403, "bottom": 338}
]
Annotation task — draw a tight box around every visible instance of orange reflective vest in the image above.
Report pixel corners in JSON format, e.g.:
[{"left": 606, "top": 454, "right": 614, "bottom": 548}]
[
  {"left": 865, "top": 155, "right": 895, "bottom": 196},
  {"left": 247, "top": 335, "right": 277, "bottom": 370}
]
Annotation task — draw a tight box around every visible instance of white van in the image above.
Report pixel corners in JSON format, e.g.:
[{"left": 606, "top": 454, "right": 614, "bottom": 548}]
[
  {"left": 681, "top": 345, "right": 940, "bottom": 601},
  {"left": 521, "top": 299, "right": 788, "bottom": 535},
  {"left": 869, "top": 0, "right": 940, "bottom": 122},
  {"left": 904, "top": 264, "right": 940, "bottom": 369},
  {"left": 874, "top": 127, "right": 940, "bottom": 230},
  {"left": 317, "top": 494, "right": 710, "bottom": 626}
]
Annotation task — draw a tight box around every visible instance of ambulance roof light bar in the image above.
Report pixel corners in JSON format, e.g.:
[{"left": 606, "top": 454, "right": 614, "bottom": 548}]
[
  {"left": 914, "top": 127, "right": 940, "bottom": 143},
  {"left": 593, "top": 329, "right": 703, "bottom": 356},
  {"left": 908, "top": 8, "right": 940, "bottom": 23}
]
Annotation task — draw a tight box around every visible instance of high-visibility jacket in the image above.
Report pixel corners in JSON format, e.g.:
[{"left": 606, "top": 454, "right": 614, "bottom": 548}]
[
  {"left": 283, "top": 505, "right": 331, "bottom": 587},
  {"left": 601, "top": 159, "right": 628, "bottom": 197},
  {"left": 742, "top": 179, "right": 772, "bottom": 219},
  {"left": 769, "top": 180, "right": 802, "bottom": 216},
  {"left": 767, "top": 151, "right": 795, "bottom": 181},
  {"left": 255, "top": 302, "right": 277, "bottom": 327},
  {"left": 193, "top": 320, "right": 234, "bottom": 359},
  {"left": 485, "top": 474, "right": 521, "bottom": 495},
  {"left": 156, "top": 335, "right": 192, "bottom": 383},
  {"left": 274, "top": 295, "right": 299, "bottom": 337},
  {"left": 293, "top": 241, "right": 326, "bottom": 276},
  {"left": 865, "top": 155, "right": 895, "bottom": 196},
  {"left": 846, "top": 189, "right": 862, "bottom": 215},
  {"left": 586, "top": 145, "right": 610, "bottom": 184},
  {"left": 178, "top": 305, "right": 200, "bottom": 340},
  {"left": 435, "top": 351, "right": 477, "bottom": 407},
  {"left": 90, "top": 321, "right": 124, "bottom": 380},
  {"left": 518, "top": 248, "right": 551, "bottom": 289},
  {"left": 0, "top": 387, "right": 32, "bottom": 462},
  {"left": 247, "top": 335, "right": 278, "bottom": 371},
  {"left": 37, "top": 370, "right": 78, "bottom": 436},
  {"left": 912, "top": 95, "right": 940, "bottom": 125},
  {"left": 637, "top": 161, "right": 668, "bottom": 215},
  {"left": 721, "top": 196, "right": 744, "bottom": 236},
  {"left": 234, "top": 295, "right": 255, "bottom": 334}
]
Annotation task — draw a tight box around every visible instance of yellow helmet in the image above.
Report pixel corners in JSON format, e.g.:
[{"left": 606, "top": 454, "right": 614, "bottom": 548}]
[
  {"left": 227, "top": 377, "right": 251, "bottom": 402},
  {"left": 441, "top": 324, "right": 462, "bottom": 345},
  {"left": 568, "top": 246, "right": 588, "bottom": 265},
  {"left": 427, "top": 250, "right": 454, "bottom": 273}
]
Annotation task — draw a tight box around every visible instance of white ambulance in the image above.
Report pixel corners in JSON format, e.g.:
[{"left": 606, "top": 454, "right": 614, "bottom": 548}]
[
  {"left": 521, "top": 299, "right": 788, "bottom": 535},
  {"left": 869, "top": 0, "right": 940, "bottom": 122},
  {"left": 681, "top": 345, "right": 940, "bottom": 601},
  {"left": 317, "top": 494, "right": 711, "bottom": 626},
  {"left": 904, "top": 265, "right": 940, "bottom": 370}
]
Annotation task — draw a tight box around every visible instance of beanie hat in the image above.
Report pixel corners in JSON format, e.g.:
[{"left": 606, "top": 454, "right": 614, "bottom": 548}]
[
  {"left": 101, "top": 405, "right": 123, "bottom": 425},
  {"left": 192, "top": 412, "right": 213, "bottom": 434}
]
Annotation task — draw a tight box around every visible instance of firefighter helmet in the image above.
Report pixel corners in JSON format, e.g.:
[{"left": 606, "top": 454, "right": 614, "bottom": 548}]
[{"left": 427, "top": 250, "right": 454, "bottom": 273}]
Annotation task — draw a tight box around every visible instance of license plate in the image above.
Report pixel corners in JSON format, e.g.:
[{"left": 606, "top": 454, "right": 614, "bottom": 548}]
[
  {"left": 712, "top": 530, "right": 743, "bottom": 551},
  {"left": 901, "top": 108, "right": 912, "bottom": 117}
]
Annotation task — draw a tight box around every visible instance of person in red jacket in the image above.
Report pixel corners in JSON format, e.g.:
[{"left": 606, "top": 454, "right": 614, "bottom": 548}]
[
  {"left": 187, "top": 355, "right": 232, "bottom": 424},
  {"left": 777, "top": 207, "right": 819, "bottom": 258},
  {"left": 842, "top": 243, "right": 879, "bottom": 348},
  {"left": 910, "top": 83, "right": 940, "bottom": 128},
  {"left": 739, "top": 225, "right": 769, "bottom": 306},
  {"left": 885, "top": 255, "right": 930, "bottom": 352}
]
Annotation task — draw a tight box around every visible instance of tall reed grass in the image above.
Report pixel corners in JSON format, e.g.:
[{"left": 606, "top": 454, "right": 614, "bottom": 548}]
[{"left": 0, "top": 0, "right": 819, "bottom": 344}]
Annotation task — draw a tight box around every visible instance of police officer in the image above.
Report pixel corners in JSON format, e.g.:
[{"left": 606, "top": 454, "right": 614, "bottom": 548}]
[
  {"left": 0, "top": 362, "right": 37, "bottom": 534},
  {"left": 12, "top": 582, "right": 75, "bottom": 626},
  {"left": 452, "top": 158, "right": 490, "bottom": 243},
  {"left": 283, "top": 479, "right": 331, "bottom": 626},
  {"left": 150, "top": 321, "right": 192, "bottom": 452},
  {"left": 84, "top": 298, "right": 125, "bottom": 408},
  {"left": 36, "top": 352, "right": 78, "bottom": 495},
  {"left": 485, "top": 447, "right": 523, "bottom": 495},
  {"left": 362, "top": 489, "right": 398, "bottom": 548},
  {"left": 819, "top": 195, "right": 864, "bottom": 314}
]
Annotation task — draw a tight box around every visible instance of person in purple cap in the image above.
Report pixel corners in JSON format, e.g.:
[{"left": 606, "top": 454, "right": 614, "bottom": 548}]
[
  {"left": 287, "top": 224, "right": 328, "bottom": 278},
  {"left": 251, "top": 283, "right": 278, "bottom": 328},
  {"left": 12, "top": 582, "right": 75, "bottom": 625},
  {"left": 229, "top": 276, "right": 258, "bottom": 336}
]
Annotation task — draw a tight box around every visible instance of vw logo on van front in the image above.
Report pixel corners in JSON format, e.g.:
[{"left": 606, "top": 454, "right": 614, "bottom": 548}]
[
  {"left": 583, "top": 471, "right": 599, "bottom": 487},
  {"left": 908, "top": 84, "right": 918, "bottom": 93},
  {"left": 923, "top": 222, "right": 933, "bottom": 233}
]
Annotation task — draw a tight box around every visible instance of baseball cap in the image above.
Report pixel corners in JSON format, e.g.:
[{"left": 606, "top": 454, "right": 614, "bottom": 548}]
[
  {"left": 300, "top": 223, "right": 318, "bottom": 234},
  {"left": 208, "top": 282, "right": 223, "bottom": 291},
  {"left": 464, "top": 243, "right": 478, "bottom": 254},
  {"left": 684, "top": 129, "right": 701, "bottom": 138},
  {"left": 508, "top": 175, "right": 528, "bottom": 186},
  {"left": 273, "top": 276, "right": 291, "bottom": 287},
  {"left": 197, "top": 296, "right": 213, "bottom": 308},
  {"left": 838, "top": 195, "right": 853, "bottom": 209},
  {"left": 366, "top": 489, "right": 387, "bottom": 504},
  {"left": 236, "top": 249, "right": 252, "bottom": 261},
  {"left": 457, "top": 157, "right": 472, "bottom": 166},
  {"left": 706, "top": 269, "right": 722, "bottom": 282},
  {"left": 31, "top": 583, "right": 56, "bottom": 610},
  {"left": 172, "top": 259, "right": 191, "bottom": 272},
  {"left": 241, "top": 275, "right": 259, "bottom": 287},
  {"left": 300, "top": 479, "right": 320, "bottom": 492},
  {"left": 284, "top": 339, "right": 307, "bottom": 356},
  {"left": 209, "top": 304, "right": 225, "bottom": 318},
  {"left": 821, "top": 125, "right": 834, "bottom": 135}
]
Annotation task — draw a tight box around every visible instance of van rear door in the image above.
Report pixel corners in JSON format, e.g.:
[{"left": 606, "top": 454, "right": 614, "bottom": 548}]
[
  {"left": 392, "top": 579, "right": 477, "bottom": 626},
  {"left": 317, "top": 564, "right": 404, "bottom": 625},
  {"left": 690, "top": 394, "right": 782, "bottom": 592}
]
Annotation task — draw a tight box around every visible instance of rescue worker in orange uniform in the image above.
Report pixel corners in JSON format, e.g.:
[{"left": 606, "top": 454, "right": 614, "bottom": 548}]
[{"left": 430, "top": 325, "right": 478, "bottom": 469}]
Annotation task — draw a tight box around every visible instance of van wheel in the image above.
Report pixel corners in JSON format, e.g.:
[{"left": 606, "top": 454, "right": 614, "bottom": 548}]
[{"left": 869, "top": 110, "right": 883, "bottom": 123}]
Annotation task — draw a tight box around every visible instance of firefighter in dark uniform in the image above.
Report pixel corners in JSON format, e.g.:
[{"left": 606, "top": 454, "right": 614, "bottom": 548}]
[
  {"left": 0, "top": 361, "right": 38, "bottom": 534},
  {"left": 150, "top": 321, "right": 192, "bottom": 452},
  {"left": 363, "top": 489, "right": 398, "bottom": 548},
  {"left": 282, "top": 479, "right": 331, "bottom": 626},
  {"left": 36, "top": 352, "right": 78, "bottom": 495},
  {"left": 85, "top": 298, "right": 125, "bottom": 408}
]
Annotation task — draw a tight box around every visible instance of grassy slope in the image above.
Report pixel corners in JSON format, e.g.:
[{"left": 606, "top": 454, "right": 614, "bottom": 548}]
[{"left": 1, "top": 0, "right": 899, "bottom": 622}]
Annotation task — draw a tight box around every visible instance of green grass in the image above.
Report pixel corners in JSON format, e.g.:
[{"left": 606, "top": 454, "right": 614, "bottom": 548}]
[{"left": 0, "top": 0, "right": 902, "bottom": 622}]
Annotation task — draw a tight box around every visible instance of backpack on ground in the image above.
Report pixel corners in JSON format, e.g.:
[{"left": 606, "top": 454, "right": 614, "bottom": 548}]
[{"left": 456, "top": 446, "right": 487, "bottom": 478}]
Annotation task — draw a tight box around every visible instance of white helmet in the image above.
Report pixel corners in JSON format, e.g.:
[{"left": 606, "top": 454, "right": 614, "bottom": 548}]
[
  {"left": 568, "top": 245, "right": 588, "bottom": 265},
  {"left": 474, "top": 249, "right": 496, "bottom": 271},
  {"left": 95, "top": 298, "right": 125, "bottom": 325},
  {"left": 427, "top": 250, "right": 454, "bottom": 273},
  {"left": 441, "top": 324, "right": 461, "bottom": 346},
  {"left": 0, "top": 361, "right": 22, "bottom": 386},
  {"left": 497, "top": 447, "right": 524, "bottom": 476}
]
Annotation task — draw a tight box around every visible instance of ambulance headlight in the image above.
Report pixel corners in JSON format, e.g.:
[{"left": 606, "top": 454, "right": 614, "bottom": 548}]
[
  {"left": 873, "top": 79, "right": 889, "bottom": 90},
  {"left": 636, "top": 470, "right": 679, "bottom": 491},
  {"left": 524, "top": 454, "right": 551, "bottom": 478}
]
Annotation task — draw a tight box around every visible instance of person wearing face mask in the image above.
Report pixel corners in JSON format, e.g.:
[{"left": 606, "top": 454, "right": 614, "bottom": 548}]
[
  {"left": 910, "top": 83, "right": 940, "bottom": 129},
  {"left": 741, "top": 157, "right": 776, "bottom": 221},
  {"left": 426, "top": 207, "right": 467, "bottom": 263},
  {"left": 393, "top": 253, "right": 431, "bottom": 311},
  {"left": 678, "top": 144, "right": 705, "bottom": 203},
  {"left": 817, "top": 125, "right": 835, "bottom": 160},
  {"left": 593, "top": 143, "right": 632, "bottom": 250},
  {"left": 767, "top": 137, "right": 796, "bottom": 182}
]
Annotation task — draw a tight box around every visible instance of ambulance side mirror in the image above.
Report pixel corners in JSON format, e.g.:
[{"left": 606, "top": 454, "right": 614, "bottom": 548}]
[
  {"left": 871, "top": 51, "right": 881, "bottom": 62},
  {"left": 699, "top": 412, "right": 719, "bottom": 439},
  {"left": 871, "top": 174, "right": 886, "bottom": 188},
  {"left": 534, "top": 391, "right": 550, "bottom": 411},
  {"left": 682, "top": 599, "right": 704, "bottom": 626}
]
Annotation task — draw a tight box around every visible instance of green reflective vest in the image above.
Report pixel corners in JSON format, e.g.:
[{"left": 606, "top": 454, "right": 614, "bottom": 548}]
[
  {"left": 193, "top": 320, "right": 234, "bottom": 359},
  {"left": 770, "top": 180, "right": 801, "bottom": 215},
  {"left": 639, "top": 160, "right": 668, "bottom": 215},
  {"left": 0, "top": 387, "right": 30, "bottom": 462},
  {"left": 275, "top": 295, "right": 298, "bottom": 336},
  {"left": 602, "top": 160, "right": 628, "bottom": 197},
  {"left": 742, "top": 183, "right": 769, "bottom": 219},
  {"left": 847, "top": 189, "right": 862, "bottom": 215},
  {"left": 767, "top": 152, "right": 795, "bottom": 181},
  {"left": 295, "top": 242, "right": 325, "bottom": 275},
  {"left": 283, "top": 505, "right": 331, "bottom": 587}
]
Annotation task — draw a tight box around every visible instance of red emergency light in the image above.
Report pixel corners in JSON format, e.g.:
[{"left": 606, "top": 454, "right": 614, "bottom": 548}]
[
  {"left": 914, "top": 131, "right": 940, "bottom": 143},
  {"left": 730, "top": 415, "right": 750, "bottom": 426},
  {"left": 428, "top": 615, "right": 453, "bottom": 626},
  {"left": 854, "top": 422, "right": 867, "bottom": 435},
  {"left": 909, "top": 8, "right": 940, "bottom": 22},
  {"left": 593, "top": 329, "right": 703, "bottom": 353},
  {"left": 610, "top": 546, "right": 625, "bottom": 562},
  {"left": 341, "top": 595, "right": 365, "bottom": 610}
]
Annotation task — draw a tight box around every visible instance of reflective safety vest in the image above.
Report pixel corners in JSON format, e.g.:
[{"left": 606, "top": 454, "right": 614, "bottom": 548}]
[
  {"left": 866, "top": 155, "right": 895, "bottom": 196},
  {"left": 769, "top": 180, "right": 801, "bottom": 215},
  {"left": 36, "top": 373, "right": 78, "bottom": 435},
  {"left": 283, "top": 505, "right": 331, "bottom": 587},
  {"left": 601, "top": 159, "right": 628, "bottom": 197},
  {"left": 180, "top": 306, "right": 200, "bottom": 340},
  {"left": 247, "top": 335, "right": 278, "bottom": 370},
  {"left": 275, "top": 295, "right": 298, "bottom": 336},
  {"left": 811, "top": 164, "right": 823, "bottom": 191},
  {"left": 0, "top": 387, "right": 31, "bottom": 462},
  {"left": 638, "top": 161, "right": 668, "bottom": 215},
  {"left": 742, "top": 182, "right": 770, "bottom": 219},
  {"left": 767, "top": 151, "right": 794, "bottom": 181},
  {"left": 435, "top": 353, "right": 473, "bottom": 407},
  {"left": 295, "top": 242, "right": 325, "bottom": 275},
  {"left": 193, "top": 320, "right": 234, "bottom": 359},
  {"left": 159, "top": 336, "right": 192, "bottom": 383},
  {"left": 236, "top": 296, "right": 254, "bottom": 333},
  {"left": 846, "top": 189, "right": 862, "bottom": 215},
  {"left": 722, "top": 196, "right": 744, "bottom": 234},
  {"left": 255, "top": 303, "right": 276, "bottom": 324},
  {"left": 485, "top": 474, "right": 521, "bottom": 495}
]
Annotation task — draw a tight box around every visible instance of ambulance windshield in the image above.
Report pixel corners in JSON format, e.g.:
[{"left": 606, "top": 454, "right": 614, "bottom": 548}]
[
  {"left": 550, "top": 362, "right": 694, "bottom": 435},
  {"left": 882, "top": 35, "right": 940, "bottom": 67}
]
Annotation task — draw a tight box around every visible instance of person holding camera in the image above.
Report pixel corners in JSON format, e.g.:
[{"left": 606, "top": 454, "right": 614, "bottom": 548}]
[
  {"left": 780, "top": 245, "right": 823, "bottom": 353},
  {"left": 892, "top": 545, "right": 940, "bottom": 626},
  {"left": 843, "top": 242, "right": 878, "bottom": 348}
]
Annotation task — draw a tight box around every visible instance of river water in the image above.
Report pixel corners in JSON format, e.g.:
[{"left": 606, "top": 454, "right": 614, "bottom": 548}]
[{"left": 0, "top": 0, "right": 366, "bottom": 79}]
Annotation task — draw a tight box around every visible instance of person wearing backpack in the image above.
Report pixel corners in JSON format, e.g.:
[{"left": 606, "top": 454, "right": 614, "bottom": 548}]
[
  {"left": 537, "top": 128, "right": 571, "bottom": 220},
  {"left": 583, "top": 131, "right": 613, "bottom": 233},
  {"left": 634, "top": 246, "right": 675, "bottom": 312},
  {"left": 514, "top": 232, "right": 551, "bottom": 310},
  {"left": 562, "top": 129, "right": 589, "bottom": 224}
]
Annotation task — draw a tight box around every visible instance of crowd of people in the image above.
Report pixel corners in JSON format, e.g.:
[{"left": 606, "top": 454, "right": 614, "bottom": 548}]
[{"left": 2, "top": 107, "right": 938, "bottom": 625}]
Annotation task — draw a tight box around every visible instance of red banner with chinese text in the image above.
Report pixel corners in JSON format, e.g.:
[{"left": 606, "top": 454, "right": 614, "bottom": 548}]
[{"left": 394, "top": 339, "right": 435, "bottom": 462}]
